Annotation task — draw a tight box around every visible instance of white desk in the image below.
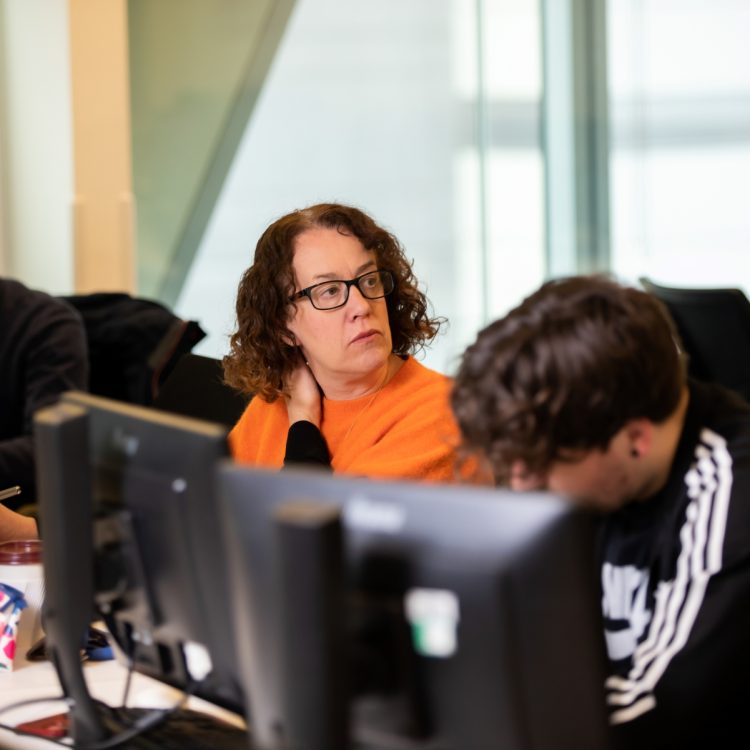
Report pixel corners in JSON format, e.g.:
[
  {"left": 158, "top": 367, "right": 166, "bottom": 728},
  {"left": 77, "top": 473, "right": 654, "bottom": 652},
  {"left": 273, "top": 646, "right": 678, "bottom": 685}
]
[{"left": 0, "top": 656, "right": 246, "bottom": 748}]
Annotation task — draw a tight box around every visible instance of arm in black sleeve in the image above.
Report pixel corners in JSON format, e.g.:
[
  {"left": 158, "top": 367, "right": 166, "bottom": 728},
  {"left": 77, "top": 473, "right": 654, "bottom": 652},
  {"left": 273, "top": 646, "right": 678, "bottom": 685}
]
[
  {"left": 0, "top": 436, "right": 34, "bottom": 503},
  {"left": 0, "top": 297, "right": 88, "bottom": 502},
  {"left": 283, "top": 420, "right": 331, "bottom": 470},
  {"left": 22, "top": 303, "right": 89, "bottom": 420}
]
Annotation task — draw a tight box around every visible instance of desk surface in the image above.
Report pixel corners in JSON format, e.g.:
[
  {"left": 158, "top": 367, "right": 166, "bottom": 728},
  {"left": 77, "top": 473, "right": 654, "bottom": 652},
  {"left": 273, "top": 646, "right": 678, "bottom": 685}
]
[{"left": 0, "top": 656, "right": 246, "bottom": 749}]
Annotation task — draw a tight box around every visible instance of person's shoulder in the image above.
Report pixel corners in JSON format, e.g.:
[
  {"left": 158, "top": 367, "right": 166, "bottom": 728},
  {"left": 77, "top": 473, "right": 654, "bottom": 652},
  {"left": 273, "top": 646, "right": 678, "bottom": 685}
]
[
  {"left": 1, "top": 278, "right": 81, "bottom": 322},
  {"left": 0, "top": 277, "right": 33, "bottom": 309},
  {"left": 389, "top": 357, "right": 453, "bottom": 408},
  {"left": 229, "top": 392, "right": 287, "bottom": 457},
  {"left": 386, "top": 357, "right": 455, "bottom": 422},
  {"left": 234, "top": 392, "right": 285, "bottom": 426},
  {"left": 1, "top": 277, "right": 51, "bottom": 303},
  {"left": 398, "top": 356, "right": 451, "bottom": 386},
  {"left": 684, "top": 382, "right": 750, "bottom": 564},
  {"left": 690, "top": 380, "right": 750, "bottom": 454}
]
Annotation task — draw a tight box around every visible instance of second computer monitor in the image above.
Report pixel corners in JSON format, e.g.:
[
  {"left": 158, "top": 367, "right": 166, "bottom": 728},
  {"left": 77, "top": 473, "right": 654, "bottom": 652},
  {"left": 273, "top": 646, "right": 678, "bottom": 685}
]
[{"left": 217, "top": 465, "right": 612, "bottom": 750}]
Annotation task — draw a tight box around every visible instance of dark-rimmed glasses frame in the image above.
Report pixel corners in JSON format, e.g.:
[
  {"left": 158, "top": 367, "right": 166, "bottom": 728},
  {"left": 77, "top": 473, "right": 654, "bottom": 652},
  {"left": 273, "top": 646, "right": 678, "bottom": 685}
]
[{"left": 289, "top": 270, "right": 395, "bottom": 311}]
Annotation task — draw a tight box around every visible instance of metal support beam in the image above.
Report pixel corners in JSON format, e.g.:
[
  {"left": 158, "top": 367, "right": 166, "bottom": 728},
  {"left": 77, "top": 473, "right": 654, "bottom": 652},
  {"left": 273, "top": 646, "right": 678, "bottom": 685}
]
[{"left": 542, "top": 0, "right": 610, "bottom": 277}]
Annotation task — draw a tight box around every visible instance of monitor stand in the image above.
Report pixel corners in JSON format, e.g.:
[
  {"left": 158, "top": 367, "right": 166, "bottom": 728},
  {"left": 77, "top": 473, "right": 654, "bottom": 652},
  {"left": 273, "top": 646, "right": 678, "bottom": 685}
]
[{"left": 275, "top": 500, "right": 348, "bottom": 750}]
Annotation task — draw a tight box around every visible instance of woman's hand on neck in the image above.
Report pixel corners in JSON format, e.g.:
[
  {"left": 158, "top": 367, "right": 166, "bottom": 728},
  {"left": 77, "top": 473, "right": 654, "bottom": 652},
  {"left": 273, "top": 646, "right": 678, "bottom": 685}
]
[{"left": 284, "top": 358, "right": 323, "bottom": 427}]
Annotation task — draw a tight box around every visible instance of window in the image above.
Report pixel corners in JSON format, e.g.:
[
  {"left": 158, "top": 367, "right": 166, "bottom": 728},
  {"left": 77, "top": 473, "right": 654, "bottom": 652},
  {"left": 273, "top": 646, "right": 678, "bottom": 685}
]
[
  {"left": 174, "top": 0, "right": 544, "bottom": 374},
  {"left": 608, "top": 0, "right": 750, "bottom": 293}
]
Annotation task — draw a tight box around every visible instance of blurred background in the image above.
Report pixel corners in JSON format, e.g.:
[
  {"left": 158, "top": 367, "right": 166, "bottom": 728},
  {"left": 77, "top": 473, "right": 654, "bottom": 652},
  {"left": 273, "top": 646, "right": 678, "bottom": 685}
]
[{"left": 1, "top": 0, "right": 748, "bottom": 375}]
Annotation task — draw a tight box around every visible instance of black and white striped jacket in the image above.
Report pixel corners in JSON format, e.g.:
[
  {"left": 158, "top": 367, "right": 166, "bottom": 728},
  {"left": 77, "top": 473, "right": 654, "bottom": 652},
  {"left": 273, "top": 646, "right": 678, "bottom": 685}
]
[{"left": 601, "top": 380, "right": 750, "bottom": 749}]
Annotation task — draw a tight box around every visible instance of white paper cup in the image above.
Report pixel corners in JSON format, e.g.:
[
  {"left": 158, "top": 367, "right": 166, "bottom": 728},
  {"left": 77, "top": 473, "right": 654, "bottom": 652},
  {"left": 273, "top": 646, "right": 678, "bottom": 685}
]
[{"left": 0, "top": 539, "right": 45, "bottom": 669}]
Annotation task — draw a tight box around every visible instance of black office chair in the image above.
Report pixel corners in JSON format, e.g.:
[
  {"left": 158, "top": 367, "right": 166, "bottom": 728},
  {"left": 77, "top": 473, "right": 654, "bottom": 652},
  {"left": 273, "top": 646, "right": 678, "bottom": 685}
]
[
  {"left": 152, "top": 353, "right": 249, "bottom": 428},
  {"left": 62, "top": 293, "right": 207, "bottom": 406},
  {"left": 640, "top": 277, "right": 750, "bottom": 402}
]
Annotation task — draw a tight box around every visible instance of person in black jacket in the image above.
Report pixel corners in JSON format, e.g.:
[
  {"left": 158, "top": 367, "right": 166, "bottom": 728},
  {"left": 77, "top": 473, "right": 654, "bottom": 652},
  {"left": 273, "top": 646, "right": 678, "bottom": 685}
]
[
  {"left": 0, "top": 278, "right": 88, "bottom": 535},
  {"left": 451, "top": 275, "right": 750, "bottom": 749}
]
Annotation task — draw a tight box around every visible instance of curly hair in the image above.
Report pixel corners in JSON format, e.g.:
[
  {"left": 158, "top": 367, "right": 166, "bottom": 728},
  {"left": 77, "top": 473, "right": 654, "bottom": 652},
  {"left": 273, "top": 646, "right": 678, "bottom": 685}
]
[
  {"left": 223, "top": 203, "right": 444, "bottom": 401},
  {"left": 451, "top": 275, "right": 687, "bottom": 485}
]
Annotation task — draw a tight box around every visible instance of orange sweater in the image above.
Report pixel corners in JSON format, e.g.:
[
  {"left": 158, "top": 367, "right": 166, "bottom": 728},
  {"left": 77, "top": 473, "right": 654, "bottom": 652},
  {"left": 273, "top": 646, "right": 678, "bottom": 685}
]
[{"left": 229, "top": 357, "right": 459, "bottom": 483}]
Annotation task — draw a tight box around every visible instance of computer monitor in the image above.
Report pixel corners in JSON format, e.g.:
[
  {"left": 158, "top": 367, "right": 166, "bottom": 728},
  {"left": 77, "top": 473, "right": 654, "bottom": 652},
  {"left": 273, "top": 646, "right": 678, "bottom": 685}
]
[
  {"left": 34, "top": 391, "right": 245, "bottom": 745},
  {"left": 217, "top": 465, "right": 613, "bottom": 750}
]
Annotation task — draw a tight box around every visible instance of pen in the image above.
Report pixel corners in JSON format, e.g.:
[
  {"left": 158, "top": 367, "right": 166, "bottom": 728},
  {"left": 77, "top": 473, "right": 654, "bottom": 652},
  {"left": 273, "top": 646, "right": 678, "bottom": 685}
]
[{"left": 0, "top": 486, "right": 21, "bottom": 503}]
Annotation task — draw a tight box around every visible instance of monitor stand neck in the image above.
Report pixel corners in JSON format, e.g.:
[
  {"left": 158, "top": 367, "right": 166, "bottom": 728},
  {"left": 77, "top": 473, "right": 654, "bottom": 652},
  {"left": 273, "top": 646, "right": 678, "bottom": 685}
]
[
  {"left": 35, "top": 403, "right": 107, "bottom": 743},
  {"left": 275, "top": 500, "right": 349, "bottom": 750}
]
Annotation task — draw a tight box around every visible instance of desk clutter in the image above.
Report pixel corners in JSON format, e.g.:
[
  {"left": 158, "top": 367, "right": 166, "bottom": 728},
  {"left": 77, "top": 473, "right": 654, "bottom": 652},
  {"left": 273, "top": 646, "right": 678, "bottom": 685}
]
[
  {"left": 0, "top": 656, "right": 247, "bottom": 750},
  {"left": 15, "top": 704, "right": 247, "bottom": 749}
]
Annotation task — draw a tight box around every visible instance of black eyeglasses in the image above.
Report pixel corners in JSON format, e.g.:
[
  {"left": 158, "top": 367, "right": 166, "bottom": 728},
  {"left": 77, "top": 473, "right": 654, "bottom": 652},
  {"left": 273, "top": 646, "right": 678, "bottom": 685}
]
[{"left": 289, "top": 270, "right": 395, "bottom": 311}]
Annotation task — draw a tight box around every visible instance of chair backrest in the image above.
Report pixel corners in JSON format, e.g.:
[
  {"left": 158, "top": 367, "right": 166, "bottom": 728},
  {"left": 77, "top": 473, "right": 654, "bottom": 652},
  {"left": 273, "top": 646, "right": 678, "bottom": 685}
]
[
  {"left": 640, "top": 277, "right": 750, "bottom": 402},
  {"left": 62, "top": 293, "right": 206, "bottom": 405},
  {"left": 152, "top": 353, "right": 249, "bottom": 427}
]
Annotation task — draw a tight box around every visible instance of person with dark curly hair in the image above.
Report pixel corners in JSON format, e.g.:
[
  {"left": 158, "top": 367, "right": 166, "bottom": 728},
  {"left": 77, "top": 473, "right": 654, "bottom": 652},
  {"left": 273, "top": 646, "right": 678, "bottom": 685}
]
[
  {"left": 451, "top": 274, "right": 750, "bottom": 748},
  {"left": 224, "top": 203, "right": 460, "bottom": 482}
]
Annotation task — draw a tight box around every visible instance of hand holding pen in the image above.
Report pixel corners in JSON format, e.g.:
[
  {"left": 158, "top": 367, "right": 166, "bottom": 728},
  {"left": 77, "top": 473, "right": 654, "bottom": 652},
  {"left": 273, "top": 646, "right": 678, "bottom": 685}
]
[{"left": 0, "top": 486, "right": 21, "bottom": 503}]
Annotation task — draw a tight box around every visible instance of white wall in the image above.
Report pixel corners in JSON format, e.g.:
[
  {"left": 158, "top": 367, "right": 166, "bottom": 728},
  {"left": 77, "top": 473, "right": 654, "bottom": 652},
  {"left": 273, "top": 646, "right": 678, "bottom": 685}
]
[{"left": 0, "top": 0, "right": 74, "bottom": 293}]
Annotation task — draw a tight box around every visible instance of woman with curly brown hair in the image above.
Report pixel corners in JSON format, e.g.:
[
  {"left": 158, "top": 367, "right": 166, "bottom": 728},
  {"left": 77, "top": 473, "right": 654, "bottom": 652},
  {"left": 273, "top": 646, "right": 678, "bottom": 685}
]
[{"left": 224, "top": 203, "right": 460, "bottom": 482}]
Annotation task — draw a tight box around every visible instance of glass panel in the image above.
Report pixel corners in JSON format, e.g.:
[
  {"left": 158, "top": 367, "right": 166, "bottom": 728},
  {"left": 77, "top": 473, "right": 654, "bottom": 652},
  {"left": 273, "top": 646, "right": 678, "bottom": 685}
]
[
  {"left": 483, "top": 0, "right": 545, "bottom": 323},
  {"left": 608, "top": 0, "right": 750, "bottom": 293},
  {"left": 129, "top": 0, "right": 292, "bottom": 299},
  {"left": 487, "top": 149, "right": 545, "bottom": 320},
  {"left": 176, "top": 0, "right": 544, "bottom": 374}
]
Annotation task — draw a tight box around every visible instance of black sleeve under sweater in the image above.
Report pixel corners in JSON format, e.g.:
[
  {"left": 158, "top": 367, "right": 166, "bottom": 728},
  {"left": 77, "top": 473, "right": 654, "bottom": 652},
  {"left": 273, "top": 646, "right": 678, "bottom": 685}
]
[{"left": 283, "top": 420, "right": 332, "bottom": 470}]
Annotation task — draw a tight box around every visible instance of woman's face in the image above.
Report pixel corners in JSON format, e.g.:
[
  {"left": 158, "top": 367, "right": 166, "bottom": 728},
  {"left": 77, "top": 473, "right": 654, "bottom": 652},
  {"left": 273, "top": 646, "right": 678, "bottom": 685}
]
[{"left": 286, "top": 226, "right": 393, "bottom": 396}]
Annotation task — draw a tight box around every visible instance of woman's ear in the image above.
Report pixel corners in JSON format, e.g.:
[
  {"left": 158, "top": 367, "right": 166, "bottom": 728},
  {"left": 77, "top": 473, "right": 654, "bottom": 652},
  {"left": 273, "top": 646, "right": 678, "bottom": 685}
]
[
  {"left": 283, "top": 309, "right": 300, "bottom": 347},
  {"left": 281, "top": 322, "right": 298, "bottom": 347}
]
